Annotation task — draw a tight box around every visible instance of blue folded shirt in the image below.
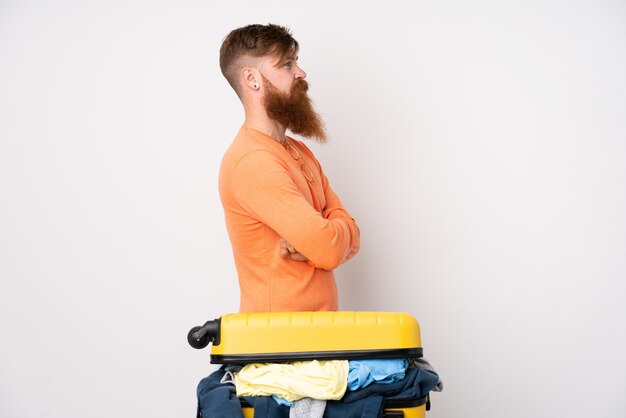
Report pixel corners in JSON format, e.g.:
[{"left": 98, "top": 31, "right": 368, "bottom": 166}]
[{"left": 347, "top": 359, "right": 409, "bottom": 391}]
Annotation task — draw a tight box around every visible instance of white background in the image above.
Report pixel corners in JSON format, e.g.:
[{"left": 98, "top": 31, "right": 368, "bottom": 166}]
[{"left": 1, "top": 0, "right": 625, "bottom": 417}]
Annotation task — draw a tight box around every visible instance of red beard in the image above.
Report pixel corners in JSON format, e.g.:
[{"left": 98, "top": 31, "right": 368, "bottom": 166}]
[{"left": 262, "top": 76, "right": 328, "bottom": 142}]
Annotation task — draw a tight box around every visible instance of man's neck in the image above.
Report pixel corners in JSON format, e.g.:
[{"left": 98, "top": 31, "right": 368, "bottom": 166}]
[{"left": 242, "top": 113, "right": 287, "bottom": 143}]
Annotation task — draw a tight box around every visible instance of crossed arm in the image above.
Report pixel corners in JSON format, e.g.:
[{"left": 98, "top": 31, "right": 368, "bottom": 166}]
[{"left": 232, "top": 150, "right": 360, "bottom": 270}]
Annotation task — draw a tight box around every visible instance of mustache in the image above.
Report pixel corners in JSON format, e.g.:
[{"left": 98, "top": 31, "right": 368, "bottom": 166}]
[{"left": 292, "top": 79, "right": 309, "bottom": 94}]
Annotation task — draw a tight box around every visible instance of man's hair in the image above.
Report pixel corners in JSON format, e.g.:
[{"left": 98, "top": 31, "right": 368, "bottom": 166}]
[{"left": 219, "top": 24, "right": 299, "bottom": 97}]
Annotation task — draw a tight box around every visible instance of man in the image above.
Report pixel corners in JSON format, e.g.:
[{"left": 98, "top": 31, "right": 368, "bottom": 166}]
[{"left": 218, "top": 24, "right": 360, "bottom": 313}]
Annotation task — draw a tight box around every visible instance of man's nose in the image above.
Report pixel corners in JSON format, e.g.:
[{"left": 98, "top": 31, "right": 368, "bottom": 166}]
[{"left": 295, "top": 64, "right": 307, "bottom": 79}]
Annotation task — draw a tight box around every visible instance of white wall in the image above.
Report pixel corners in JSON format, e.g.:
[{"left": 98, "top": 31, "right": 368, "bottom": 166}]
[{"left": 1, "top": 0, "right": 625, "bottom": 417}]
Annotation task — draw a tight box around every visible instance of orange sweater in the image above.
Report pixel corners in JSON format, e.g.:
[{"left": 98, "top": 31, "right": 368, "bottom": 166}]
[{"left": 219, "top": 128, "right": 360, "bottom": 313}]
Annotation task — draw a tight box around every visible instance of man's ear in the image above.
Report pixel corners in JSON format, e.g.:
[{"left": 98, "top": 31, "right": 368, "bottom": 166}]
[{"left": 242, "top": 67, "right": 259, "bottom": 91}]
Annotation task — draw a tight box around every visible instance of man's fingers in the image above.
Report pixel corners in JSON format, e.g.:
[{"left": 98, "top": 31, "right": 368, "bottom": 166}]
[
  {"left": 279, "top": 238, "right": 307, "bottom": 261},
  {"left": 279, "top": 239, "right": 291, "bottom": 257},
  {"left": 279, "top": 247, "right": 307, "bottom": 262},
  {"left": 289, "top": 252, "right": 308, "bottom": 262},
  {"left": 279, "top": 238, "right": 296, "bottom": 254}
]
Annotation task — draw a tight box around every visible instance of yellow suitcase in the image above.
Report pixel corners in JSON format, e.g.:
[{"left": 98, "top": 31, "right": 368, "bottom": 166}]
[{"left": 189, "top": 312, "right": 430, "bottom": 417}]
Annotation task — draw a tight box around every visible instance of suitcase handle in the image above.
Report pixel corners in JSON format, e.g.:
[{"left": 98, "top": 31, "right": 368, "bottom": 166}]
[{"left": 187, "top": 319, "right": 221, "bottom": 349}]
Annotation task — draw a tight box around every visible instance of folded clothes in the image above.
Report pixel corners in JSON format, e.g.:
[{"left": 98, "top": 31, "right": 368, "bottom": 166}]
[
  {"left": 234, "top": 360, "right": 349, "bottom": 402},
  {"left": 347, "top": 359, "right": 409, "bottom": 390},
  {"left": 410, "top": 357, "right": 444, "bottom": 392},
  {"left": 290, "top": 398, "right": 326, "bottom": 418},
  {"left": 196, "top": 368, "right": 245, "bottom": 418},
  {"left": 342, "top": 366, "right": 439, "bottom": 404},
  {"left": 197, "top": 364, "right": 440, "bottom": 418}
]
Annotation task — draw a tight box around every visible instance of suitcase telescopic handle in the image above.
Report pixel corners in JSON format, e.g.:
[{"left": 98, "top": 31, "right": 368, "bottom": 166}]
[{"left": 187, "top": 319, "right": 221, "bottom": 349}]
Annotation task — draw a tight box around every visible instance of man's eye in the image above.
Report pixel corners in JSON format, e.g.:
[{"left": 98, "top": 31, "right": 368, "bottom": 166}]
[{"left": 284, "top": 62, "right": 292, "bottom": 67}]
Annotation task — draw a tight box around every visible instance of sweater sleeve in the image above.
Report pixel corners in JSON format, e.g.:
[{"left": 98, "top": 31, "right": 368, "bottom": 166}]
[
  {"left": 231, "top": 149, "right": 359, "bottom": 270},
  {"left": 320, "top": 170, "right": 360, "bottom": 265}
]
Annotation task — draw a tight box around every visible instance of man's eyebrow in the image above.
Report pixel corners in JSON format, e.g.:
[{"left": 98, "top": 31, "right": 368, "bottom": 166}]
[{"left": 273, "top": 55, "right": 298, "bottom": 67}]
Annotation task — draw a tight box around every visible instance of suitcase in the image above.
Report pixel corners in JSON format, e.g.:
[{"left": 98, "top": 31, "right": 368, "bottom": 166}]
[{"left": 189, "top": 311, "right": 431, "bottom": 417}]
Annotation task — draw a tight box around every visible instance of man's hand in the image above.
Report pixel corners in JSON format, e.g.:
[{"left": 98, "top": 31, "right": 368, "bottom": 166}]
[{"left": 279, "top": 238, "right": 308, "bottom": 262}]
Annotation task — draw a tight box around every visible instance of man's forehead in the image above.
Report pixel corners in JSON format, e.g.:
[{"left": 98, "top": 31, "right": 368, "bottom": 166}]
[{"left": 269, "top": 51, "right": 298, "bottom": 66}]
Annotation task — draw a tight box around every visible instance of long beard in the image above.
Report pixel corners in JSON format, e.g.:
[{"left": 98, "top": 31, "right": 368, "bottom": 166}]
[{"left": 262, "top": 76, "right": 328, "bottom": 142}]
